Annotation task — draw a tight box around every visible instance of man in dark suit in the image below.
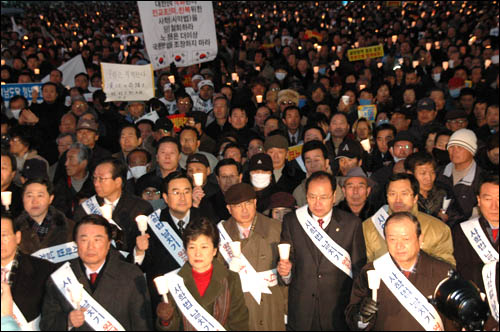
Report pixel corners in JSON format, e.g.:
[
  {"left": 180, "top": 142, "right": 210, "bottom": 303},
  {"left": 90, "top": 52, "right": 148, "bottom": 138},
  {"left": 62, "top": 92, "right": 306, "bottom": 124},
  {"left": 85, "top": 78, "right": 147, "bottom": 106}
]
[
  {"left": 40, "top": 214, "right": 153, "bottom": 331},
  {"left": 133, "top": 171, "right": 203, "bottom": 316},
  {"left": 73, "top": 157, "right": 153, "bottom": 253},
  {"left": 278, "top": 171, "right": 366, "bottom": 330},
  {"left": 1, "top": 212, "right": 56, "bottom": 329}
]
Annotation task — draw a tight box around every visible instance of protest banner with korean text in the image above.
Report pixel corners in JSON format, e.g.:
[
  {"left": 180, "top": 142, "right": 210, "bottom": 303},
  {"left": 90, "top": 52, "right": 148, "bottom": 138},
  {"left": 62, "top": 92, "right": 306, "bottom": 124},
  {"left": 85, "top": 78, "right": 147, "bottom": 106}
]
[
  {"left": 138, "top": 1, "right": 218, "bottom": 70},
  {"left": 347, "top": 44, "right": 384, "bottom": 62},
  {"left": 1, "top": 83, "right": 43, "bottom": 106},
  {"left": 101, "top": 62, "right": 155, "bottom": 102}
]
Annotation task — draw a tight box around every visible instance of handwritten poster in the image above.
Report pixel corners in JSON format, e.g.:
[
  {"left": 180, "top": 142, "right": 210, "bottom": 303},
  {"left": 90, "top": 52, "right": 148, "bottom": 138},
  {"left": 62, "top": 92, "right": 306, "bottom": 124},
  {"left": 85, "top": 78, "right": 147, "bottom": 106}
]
[
  {"left": 138, "top": 1, "right": 218, "bottom": 70},
  {"left": 100, "top": 62, "right": 155, "bottom": 102}
]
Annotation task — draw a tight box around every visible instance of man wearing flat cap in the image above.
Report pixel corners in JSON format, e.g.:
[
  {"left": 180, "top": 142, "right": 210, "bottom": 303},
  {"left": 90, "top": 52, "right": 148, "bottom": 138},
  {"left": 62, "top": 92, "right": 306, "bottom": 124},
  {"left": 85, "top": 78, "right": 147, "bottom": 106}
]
[
  {"left": 217, "top": 183, "right": 287, "bottom": 331},
  {"left": 264, "top": 134, "right": 304, "bottom": 193},
  {"left": 337, "top": 167, "right": 377, "bottom": 220},
  {"left": 409, "top": 98, "right": 440, "bottom": 146}
]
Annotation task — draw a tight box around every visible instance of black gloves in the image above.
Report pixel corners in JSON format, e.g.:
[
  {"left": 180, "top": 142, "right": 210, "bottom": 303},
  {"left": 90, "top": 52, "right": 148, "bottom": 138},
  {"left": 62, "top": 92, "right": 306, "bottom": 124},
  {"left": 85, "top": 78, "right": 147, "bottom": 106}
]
[{"left": 359, "top": 297, "right": 378, "bottom": 323}]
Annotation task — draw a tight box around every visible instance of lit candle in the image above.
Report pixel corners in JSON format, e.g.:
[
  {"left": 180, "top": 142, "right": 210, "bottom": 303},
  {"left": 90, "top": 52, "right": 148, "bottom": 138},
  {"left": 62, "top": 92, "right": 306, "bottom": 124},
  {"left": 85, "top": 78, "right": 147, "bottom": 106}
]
[
  {"left": 392, "top": 35, "right": 398, "bottom": 43},
  {"left": 334, "top": 60, "right": 340, "bottom": 67},
  {"left": 255, "top": 66, "right": 261, "bottom": 72},
  {"left": 1, "top": 191, "right": 12, "bottom": 210},
  {"left": 359, "top": 84, "right": 366, "bottom": 90},
  {"left": 426, "top": 42, "right": 432, "bottom": 51},
  {"left": 442, "top": 61, "right": 449, "bottom": 70},
  {"left": 231, "top": 73, "right": 239, "bottom": 82},
  {"left": 485, "top": 59, "right": 491, "bottom": 69},
  {"left": 256, "top": 95, "right": 263, "bottom": 103},
  {"left": 313, "top": 66, "right": 319, "bottom": 74},
  {"left": 168, "top": 75, "right": 175, "bottom": 84},
  {"left": 34, "top": 68, "right": 40, "bottom": 75},
  {"left": 412, "top": 60, "right": 419, "bottom": 68},
  {"left": 377, "top": 62, "right": 383, "bottom": 69}
]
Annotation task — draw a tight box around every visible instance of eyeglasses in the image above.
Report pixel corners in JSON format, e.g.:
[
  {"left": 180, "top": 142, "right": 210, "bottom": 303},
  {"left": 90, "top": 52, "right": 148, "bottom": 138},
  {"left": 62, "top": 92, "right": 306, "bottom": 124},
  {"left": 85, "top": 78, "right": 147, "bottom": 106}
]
[
  {"left": 307, "top": 194, "right": 333, "bottom": 202},
  {"left": 248, "top": 146, "right": 263, "bottom": 152},
  {"left": 178, "top": 101, "right": 190, "bottom": 105},
  {"left": 280, "top": 100, "right": 295, "bottom": 106},
  {"left": 446, "top": 119, "right": 467, "bottom": 125},
  {"left": 143, "top": 190, "right": 161, "bottom": 197},
  {"left": 92, "top": 176, "right": 114, "bottom": 183},
  {"left": 394, "top": 144, "right": 412, "bottom": 150}
]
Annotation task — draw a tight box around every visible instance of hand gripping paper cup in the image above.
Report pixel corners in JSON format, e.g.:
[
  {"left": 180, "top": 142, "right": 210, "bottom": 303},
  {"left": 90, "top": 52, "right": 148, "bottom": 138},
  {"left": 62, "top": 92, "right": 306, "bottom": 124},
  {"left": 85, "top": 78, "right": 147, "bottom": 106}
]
[
  {"left": 69, "top": 283, "right": 84, "bottom": 310},
  {"left": 136, "top": 215, "right": 148, "bottom": 235},
  {"left": 278, "top": 243, "right": 291, "bottom": 260},
  {"left": 1, "top": 191, "right": 12, "bottom": 210},
  {"left": 193, "top": 173, "right": 204, "bottom": 187},
  {"left": 154, "top": 276, "right": 169, "bottom": 303},
  {"left": 367, "top": 270, "right": 381, "bottom": 302}
]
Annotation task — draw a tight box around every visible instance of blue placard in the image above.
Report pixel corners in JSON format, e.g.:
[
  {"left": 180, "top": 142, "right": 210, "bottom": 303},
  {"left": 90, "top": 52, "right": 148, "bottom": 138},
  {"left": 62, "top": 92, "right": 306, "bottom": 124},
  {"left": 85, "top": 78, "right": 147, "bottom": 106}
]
[{"left": 1, "top": 83, "right": 44, "bottom": 103}]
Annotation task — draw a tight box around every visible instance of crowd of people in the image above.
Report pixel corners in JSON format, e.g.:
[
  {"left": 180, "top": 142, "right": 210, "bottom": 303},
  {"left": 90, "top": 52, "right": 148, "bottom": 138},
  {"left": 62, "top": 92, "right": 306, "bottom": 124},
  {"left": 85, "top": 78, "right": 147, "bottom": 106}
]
[{"left": 1, "top": 1, "right": 499, "bottom": 331}]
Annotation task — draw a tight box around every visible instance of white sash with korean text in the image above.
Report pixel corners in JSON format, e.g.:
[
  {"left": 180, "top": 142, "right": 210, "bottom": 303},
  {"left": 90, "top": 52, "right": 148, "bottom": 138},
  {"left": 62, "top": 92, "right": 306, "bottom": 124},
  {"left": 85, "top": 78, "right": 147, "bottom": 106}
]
[
  {"left": 50, "top": 262, "right": 125, "bottom": 331},
  {"left": 374, "top": 253, "right": 444, "bottom": 331},
  {"left": 81, "top": 196, "right": 122, "bottom": 230},
  {"left": 31, "top": 241, "right": 78, "bottom": 264},
  {"left": 217, "top": 222, "right": 275, "bottom": 304},
  {"left": 460, "top": 218, "right": 499, "bottom": 264},
  {"left": 295, "top": 205, "right": 352, "bottom": 278},
  {"left": 370, "top": 205, "right": 390, "bottom": 239},
  {"left": 147, "top": 209, "right": 188, "bottom": 267},
  {"left": 482, "top": 261, "right": 499, "bottom": 322},
  {"left": 165, "top": 269, "right": 226, "bottom": 331},
  {"left": 12, "top": 302, "right": 39, "bottom": 331}
]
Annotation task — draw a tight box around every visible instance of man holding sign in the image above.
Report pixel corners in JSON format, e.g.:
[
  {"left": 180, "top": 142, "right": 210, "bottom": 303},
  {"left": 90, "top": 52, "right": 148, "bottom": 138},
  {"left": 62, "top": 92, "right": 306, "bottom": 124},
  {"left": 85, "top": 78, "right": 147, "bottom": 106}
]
[
  {"left": 40, "top": 214, "right": 153, "bottom": 331},
  {"left": 278, "top": 171, "right": 366, "bottom": 330},
  {"left": 346, "top": 212, "right": 456, "bottom": 331}
]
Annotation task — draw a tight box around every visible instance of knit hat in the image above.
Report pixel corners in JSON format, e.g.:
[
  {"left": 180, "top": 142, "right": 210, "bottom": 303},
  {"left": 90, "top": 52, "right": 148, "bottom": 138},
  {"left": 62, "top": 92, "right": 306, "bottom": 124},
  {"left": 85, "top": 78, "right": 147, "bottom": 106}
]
[
  {"left": 264, "top": 134, "right": 289, "bottom": 151},
  {"left": 447, "top": 128, "right": 478, "bottom": 155}
]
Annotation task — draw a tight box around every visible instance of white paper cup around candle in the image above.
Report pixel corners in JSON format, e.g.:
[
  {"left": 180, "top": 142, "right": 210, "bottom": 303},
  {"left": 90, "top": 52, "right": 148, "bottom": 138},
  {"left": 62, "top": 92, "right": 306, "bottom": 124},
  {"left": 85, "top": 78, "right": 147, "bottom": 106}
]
[
  {"left": 231, "top": 73, "right": 238, "bottom": 82},
  {"left": 154, "top": 276, "right": 169, "bottom": 303},
  {"left": 412, "top": 60, "right": 419, "bottom": 68},
  {"left": 442, "top": 61, "right": 448, "bottom": 70},
  {"left": 367, "top": 270, "right": 381, "bottom": 302},
  {"left": 229, "top": 241, "right": 241, "bottom": 257},
  {"left": 168, "top": 75, "right": 175, "bottom": 84},
  {"left": 256, "top": 95, "right": 263, "bottom": 103},
  {"left": 342, "top": 95, "right": 350, "bottom": 105},
  {"left": 100, "top": 204, "right": 113, "bottom": 221},
  {"left": 1, "top": 191, "right": 12, "bottom": 210},
  {"left": 34, "top": 68, "right": 40, "bottom": 75},
  {"left": 255, "top": 66, "right": 261, "bottom": 72},
  {"left": 442, "top": 198, "right": 452, "bottom": 212},
  {"left": 193, "top": 173, "right": 204, "bottom": 187},
  {"left": 313, "top": 66, "right": 319, "bottom": 74},
  {"left": 278, "top": 243, "right": 291, "bottom": 260},
  {"left": 334, "top": 60, "right": 340, "bottom": 68},
  {"left": 426, "top": 42, "right": 432, "bottom": 51},
  {"left": 136, "top": 215, "right": 148, "bottom": 235},
  {"left": 360, "top": 139, "right": 371, "bottom": 152},
  {"left": 359, "top": 84, "right": 366, "bottom": 90},
  {"left": 69, "top": 283, "right": 84, "bottom": 309}
]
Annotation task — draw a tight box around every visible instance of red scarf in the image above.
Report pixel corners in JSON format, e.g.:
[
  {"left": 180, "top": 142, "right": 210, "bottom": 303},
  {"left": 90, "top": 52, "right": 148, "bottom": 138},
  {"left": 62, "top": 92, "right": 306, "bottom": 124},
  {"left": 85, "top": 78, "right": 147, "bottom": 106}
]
[{"left": 192, "top": 264, "right": 213, "bottom": 297}]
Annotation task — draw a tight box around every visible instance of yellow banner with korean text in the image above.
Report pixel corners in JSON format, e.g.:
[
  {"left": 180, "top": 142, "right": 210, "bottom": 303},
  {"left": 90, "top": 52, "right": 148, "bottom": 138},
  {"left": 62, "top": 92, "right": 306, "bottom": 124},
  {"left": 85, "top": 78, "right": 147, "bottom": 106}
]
[
  {"left": 288, "top": 144, "right": 303, "bottom": 161},
  {"left": 347, "top": 44, "right": 384, "bottom": 62}
]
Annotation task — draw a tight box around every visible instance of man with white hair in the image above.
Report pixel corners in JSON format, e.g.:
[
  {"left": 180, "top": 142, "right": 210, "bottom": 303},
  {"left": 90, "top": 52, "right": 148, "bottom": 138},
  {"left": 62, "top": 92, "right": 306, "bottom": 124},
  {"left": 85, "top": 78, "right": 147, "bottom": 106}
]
[{"left": 436, "top": 128, "right": 485, "bottom": 228}]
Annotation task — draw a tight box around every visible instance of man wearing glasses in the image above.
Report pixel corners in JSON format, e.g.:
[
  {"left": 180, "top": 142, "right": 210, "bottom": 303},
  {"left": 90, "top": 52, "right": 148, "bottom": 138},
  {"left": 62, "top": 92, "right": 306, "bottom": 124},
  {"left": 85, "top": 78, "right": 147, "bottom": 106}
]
[
  {"left": 73, "top": 157, "right": 153, "bottom": 254},
  {"left": 133, "top": 171, "right": 205, "bottom": 321},
  {"left": 445, "top": 109, "right": 469, "bottom": 132}
]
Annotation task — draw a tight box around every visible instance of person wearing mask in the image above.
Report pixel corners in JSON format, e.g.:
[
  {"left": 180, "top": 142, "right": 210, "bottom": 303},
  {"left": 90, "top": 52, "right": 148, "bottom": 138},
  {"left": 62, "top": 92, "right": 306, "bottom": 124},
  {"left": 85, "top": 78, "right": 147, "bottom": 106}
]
[
  {"left": 363, "top": 173, "right": 455, "bottom": 266},
  {"left": 247, "top": 153, "right": 277, "bottom": 213},
  {"left": 1, "top": 212, "right": 56, "bottom": 331},
  {"left": 452, "top": 175, "right": 499, "bottom": 331},
  {"left": 217, "top": 183, "right": 287, "bottom": 330},
  {"left": 124, "top": 148, "right": 152, "bottom": 195},
  {"left": 53, "top": 142, "right": 94, "bottom": 219},
  {"left": 155, "top": 217, "right": 249, "bottom": 331},
  {"left": 346, "top": 212, "right": 456, "bottom": 331},
  {"left": 436, "top": 129, "right": 484, "bottom": 227},
  {"left": 133, "top": 171, "right": 206, "bottom": 320},
  {"left": 278, "top": 171, "right": 366, "bottom": 331},
  {"left": 337, "top": 167, "right": 377, "bottom": 220},
  {"left": 40, "top": 214, "right": 153, "bottom": 331},
  {"left": 73, "top": 157, "right": 153, "bottom": 253}
]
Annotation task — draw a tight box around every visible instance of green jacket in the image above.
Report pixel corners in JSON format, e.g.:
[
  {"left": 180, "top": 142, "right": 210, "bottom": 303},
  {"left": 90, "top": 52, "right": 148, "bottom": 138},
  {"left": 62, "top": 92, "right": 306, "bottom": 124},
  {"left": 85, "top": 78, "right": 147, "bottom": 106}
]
[
  {"left": 362, "top": 204, "right": 456, "bottom": 266},
  {"left": 157, "top": 259, "right": 249, "bottom": 331}
]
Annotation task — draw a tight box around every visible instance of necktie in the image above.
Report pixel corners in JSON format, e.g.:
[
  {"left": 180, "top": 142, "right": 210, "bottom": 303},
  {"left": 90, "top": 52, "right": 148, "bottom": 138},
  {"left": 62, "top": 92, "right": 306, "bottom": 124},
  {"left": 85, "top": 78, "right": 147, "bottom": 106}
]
[
  {"left": 402, "top": 271, "right": 411, "bottom": 279},
  {"left": 89, "top": 272, "right": 98, "bottom": 285},
  {"left": 242, "top": 228, "right": 250, "bottom": 239},
  {"left": 1, "top": 267, "right": 9, "bottom": 283},
  {"left": 318, "top": 219, "right": 324, "bottom": 229},
  {"left": 178, "top": 220, "right": 185, "bottom": 235},
  {"left": 291, "top": 136, "right": 296, "bottom": 146},
  {"left": 492, "top": 229, "right": 498, "bottom": 242}
]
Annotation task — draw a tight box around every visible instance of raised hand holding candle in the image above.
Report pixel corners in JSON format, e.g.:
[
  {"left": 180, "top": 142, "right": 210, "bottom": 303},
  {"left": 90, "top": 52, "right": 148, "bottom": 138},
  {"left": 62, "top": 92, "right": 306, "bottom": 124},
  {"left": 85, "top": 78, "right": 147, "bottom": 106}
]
[
  {"left": 193, "top": 173, "right": 204, "bottom": 187},
  {"left": 278, "top": 243, "right": 291, "bottom": 260},
  {"left": 136, "top": 215, "right": 148, "bottom": 235},
  {"left": 367, "top": 270, "right": 381, "bottom": 302},
  {"left": 154, "top": 276, "right": 169, "bottom": 303},
  {"left": 1, "top": 191, "right": 12, "bottom": 210}
]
